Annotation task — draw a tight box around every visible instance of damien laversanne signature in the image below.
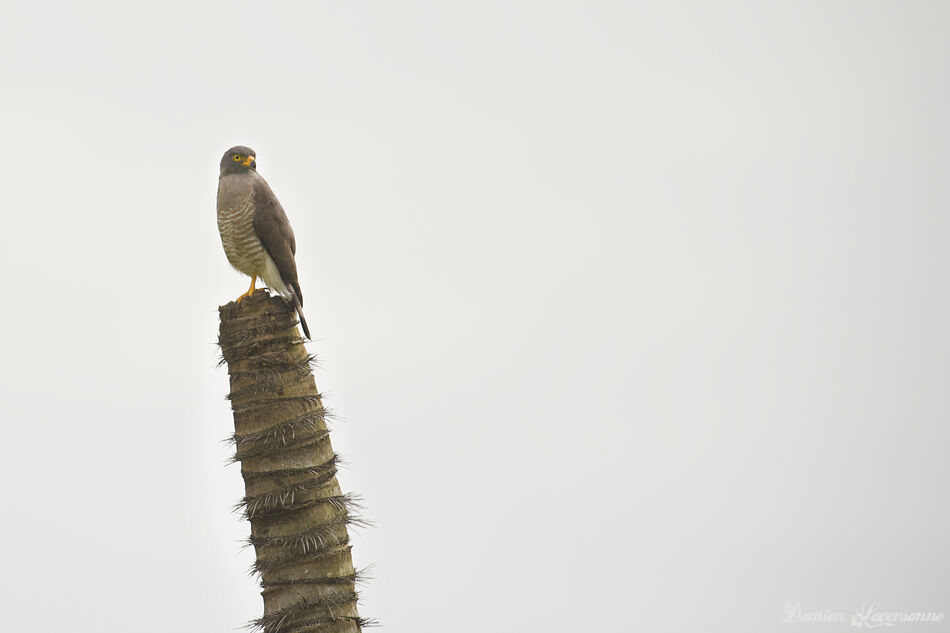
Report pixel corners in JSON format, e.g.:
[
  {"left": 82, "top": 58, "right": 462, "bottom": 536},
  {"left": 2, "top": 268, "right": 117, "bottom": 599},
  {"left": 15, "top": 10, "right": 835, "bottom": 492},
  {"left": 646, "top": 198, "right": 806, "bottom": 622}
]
[{"left": 782, "top": 602, "right": 945, "bottom": 627}]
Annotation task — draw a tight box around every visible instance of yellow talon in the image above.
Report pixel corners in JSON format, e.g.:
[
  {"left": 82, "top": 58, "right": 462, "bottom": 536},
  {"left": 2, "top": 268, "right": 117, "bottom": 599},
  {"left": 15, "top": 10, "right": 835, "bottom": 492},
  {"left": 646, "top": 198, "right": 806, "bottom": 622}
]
[{"left": 236, "top": 276, "right": 257, "bottom": 304}]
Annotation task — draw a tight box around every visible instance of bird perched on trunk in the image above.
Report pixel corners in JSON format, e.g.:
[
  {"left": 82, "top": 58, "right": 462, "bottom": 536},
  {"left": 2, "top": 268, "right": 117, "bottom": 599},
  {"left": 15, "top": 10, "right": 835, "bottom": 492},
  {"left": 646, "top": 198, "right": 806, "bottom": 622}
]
[{"left": 217, "top": 145, "right": 311, "bottom": 339}]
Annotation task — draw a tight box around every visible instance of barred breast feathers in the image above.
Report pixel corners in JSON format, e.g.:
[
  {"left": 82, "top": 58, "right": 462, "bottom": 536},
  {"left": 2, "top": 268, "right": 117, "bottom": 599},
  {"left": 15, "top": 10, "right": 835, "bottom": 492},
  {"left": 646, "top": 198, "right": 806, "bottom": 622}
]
[{"left": 217, "top": 173, "right": 266, "bottom": 276}]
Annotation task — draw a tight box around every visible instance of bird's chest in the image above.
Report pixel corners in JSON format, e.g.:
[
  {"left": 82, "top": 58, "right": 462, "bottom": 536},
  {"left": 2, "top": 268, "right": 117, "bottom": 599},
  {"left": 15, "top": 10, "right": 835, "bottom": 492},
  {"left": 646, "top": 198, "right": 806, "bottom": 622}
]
[{"left": 217, "top": 192, "right": 266, "bottom": 274}]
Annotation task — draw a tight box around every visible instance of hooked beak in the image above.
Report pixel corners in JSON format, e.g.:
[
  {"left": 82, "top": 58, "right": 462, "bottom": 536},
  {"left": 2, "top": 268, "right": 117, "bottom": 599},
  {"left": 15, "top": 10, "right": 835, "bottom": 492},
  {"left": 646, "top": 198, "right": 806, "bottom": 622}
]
[{"left": 242, "top": 155, "right": 256, "bottom": 168}]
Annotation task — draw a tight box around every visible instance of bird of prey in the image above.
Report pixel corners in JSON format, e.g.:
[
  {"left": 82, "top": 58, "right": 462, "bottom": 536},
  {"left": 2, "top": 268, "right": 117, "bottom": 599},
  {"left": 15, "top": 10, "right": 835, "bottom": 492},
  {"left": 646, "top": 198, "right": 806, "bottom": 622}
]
[{"left": 217, "top": 145, "right": 311, "bottom": 339}]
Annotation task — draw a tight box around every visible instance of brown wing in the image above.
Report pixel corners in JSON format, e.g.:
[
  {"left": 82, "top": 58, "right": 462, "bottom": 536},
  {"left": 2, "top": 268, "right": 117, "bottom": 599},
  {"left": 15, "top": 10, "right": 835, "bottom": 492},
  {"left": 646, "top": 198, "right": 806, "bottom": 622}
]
[{"left": 252, "top": 179, "right": 304, "bottom": 306}]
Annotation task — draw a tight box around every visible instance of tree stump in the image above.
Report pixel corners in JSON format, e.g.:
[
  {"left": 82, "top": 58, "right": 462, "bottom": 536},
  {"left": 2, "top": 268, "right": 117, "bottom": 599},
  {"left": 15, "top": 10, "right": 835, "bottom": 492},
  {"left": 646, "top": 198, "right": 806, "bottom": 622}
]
[{"left": 218, "top": 290, "right": 369, "bottom": 633}]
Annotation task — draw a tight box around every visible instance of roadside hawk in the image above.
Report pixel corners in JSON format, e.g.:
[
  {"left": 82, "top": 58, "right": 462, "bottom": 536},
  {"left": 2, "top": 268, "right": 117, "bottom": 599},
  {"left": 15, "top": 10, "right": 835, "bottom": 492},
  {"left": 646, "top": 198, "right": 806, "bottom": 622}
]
[{"left": 217, "top": 145, "right": 311, "bottom": 339}]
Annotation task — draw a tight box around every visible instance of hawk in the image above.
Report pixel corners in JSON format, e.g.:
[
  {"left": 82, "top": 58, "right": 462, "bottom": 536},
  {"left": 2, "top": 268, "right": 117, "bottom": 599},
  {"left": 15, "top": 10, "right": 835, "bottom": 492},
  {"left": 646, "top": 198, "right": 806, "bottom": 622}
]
[{"left": 217, "top": 145, "right": 311, "bottom": 339}]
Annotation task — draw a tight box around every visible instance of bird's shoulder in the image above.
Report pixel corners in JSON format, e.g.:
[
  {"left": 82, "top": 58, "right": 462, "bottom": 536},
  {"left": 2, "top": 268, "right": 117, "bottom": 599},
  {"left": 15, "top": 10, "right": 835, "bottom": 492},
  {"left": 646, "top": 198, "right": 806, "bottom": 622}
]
[
  {"left": 251, "top": 174, "right": 292, "bottom": 230},
  {"left": 250, "top": 172, "right": 296, "bottom": 253},
  {"left": 251, "top": 173, "right": 283, "bottom": 208}
]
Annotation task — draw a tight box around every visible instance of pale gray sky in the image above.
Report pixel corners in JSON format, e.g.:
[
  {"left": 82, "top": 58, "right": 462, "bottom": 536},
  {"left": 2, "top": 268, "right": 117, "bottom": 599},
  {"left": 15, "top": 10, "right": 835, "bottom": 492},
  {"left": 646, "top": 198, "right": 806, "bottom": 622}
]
[{"left": 1, "top": 1, "right": 949, "bottom": 631}]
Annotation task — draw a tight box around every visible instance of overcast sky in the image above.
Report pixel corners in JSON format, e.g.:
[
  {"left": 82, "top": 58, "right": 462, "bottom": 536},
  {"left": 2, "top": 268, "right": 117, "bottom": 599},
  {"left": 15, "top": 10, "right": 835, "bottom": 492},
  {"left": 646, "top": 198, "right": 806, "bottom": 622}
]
[{"left": 2, "top": 1, "right": 949, "bottom": 632}]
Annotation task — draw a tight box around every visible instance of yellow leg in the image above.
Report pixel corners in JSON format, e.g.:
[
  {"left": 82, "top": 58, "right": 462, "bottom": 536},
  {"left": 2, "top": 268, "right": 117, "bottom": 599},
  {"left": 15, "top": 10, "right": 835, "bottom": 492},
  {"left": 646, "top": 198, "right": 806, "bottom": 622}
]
[{"left": 236, "top": 276, "right": 256, "bottom": 303}]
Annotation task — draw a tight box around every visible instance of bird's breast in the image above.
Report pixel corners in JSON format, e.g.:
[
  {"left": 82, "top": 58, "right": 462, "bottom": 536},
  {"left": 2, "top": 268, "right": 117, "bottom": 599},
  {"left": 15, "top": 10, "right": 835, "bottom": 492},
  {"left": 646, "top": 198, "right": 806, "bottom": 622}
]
[{"left": 217, "top": 179, "right": 266, "bottom": 275}]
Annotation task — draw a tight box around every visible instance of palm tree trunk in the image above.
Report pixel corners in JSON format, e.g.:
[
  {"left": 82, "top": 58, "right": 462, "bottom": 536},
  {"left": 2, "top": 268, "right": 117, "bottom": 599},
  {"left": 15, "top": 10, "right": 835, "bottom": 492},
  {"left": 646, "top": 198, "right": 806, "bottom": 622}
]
[{"left": 218, "top": 290, "right": 369, "bottom": 633}]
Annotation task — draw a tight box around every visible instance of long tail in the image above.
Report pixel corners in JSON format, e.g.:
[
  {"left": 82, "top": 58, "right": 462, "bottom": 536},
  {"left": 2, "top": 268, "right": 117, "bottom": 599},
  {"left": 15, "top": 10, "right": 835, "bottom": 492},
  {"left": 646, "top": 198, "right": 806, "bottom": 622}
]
[
  {"left": 280, "top": 279, "right": 313, "bottom": 341},
  {"left": 296, "top": 304, "right": 311, "bottom": 340},
  {"left": 291, "top": 290, "right": 313, "bottom": 341}
]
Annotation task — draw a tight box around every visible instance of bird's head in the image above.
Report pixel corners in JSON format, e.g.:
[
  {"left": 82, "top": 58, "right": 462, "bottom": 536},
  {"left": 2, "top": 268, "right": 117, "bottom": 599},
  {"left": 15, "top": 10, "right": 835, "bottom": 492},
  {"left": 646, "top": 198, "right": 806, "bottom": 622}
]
[{"left": 220, "top": 146, "right": 257, "bottom": 175}]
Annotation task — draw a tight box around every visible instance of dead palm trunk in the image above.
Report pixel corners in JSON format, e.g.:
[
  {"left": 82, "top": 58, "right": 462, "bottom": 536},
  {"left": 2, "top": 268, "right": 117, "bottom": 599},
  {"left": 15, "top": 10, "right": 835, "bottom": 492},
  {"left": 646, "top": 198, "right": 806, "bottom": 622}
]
[{"left": 218, "top": 290, "right": 369, "bottom": 633}]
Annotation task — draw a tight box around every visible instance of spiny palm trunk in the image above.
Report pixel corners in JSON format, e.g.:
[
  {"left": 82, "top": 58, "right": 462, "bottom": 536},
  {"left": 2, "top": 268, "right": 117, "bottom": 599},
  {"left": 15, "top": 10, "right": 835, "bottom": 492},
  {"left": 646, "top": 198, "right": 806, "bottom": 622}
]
[{"left": 218, "top": 290, "right": 369, "bottom": 633}]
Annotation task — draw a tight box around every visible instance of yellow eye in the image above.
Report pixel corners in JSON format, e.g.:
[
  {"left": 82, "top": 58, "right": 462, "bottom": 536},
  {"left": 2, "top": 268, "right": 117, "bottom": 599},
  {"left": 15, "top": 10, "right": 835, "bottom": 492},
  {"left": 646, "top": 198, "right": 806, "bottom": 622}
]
[{"left": 232, "top": 154, "right": 242, "bottom": 161}]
